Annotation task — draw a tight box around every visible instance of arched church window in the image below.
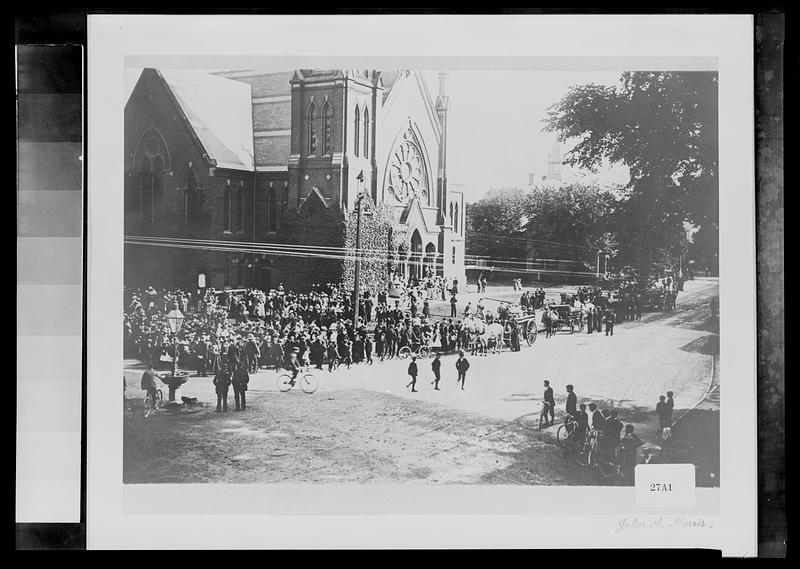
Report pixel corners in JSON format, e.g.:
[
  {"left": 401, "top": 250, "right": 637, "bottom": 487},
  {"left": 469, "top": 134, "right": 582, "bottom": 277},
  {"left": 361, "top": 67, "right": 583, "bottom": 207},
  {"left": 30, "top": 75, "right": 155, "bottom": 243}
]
[
  {"left": 133, "top": 127, "right": 169, "bottom": 226},
  {"left": 183, "top": 165, "right": 203, "bottom": 224},
  {"left": 353, "top": 106, "right": 360, "bottom": 158},
  {"left": 307, "top": 103, "right": 317, "bottom": 156},
  {"left": 363, "top": 107, "right": 370, "bottom": 158},
  {"left": 282, "top": 186, "right": 289, "bottom": 218},
  {"left": 449, "top": 202, "right": 454, "bottom": 226},
  {"left": 322, "top": 102, "right": 332, "bottom": 155},
  {"left": 235, "top": 185, "right": 245, "bottom": 233},
  {"left": 223, "top": 184, "right": 232, "bottom": 232},
  {"left": 267, "top": 188, "right": 277, "bottom": 233}
]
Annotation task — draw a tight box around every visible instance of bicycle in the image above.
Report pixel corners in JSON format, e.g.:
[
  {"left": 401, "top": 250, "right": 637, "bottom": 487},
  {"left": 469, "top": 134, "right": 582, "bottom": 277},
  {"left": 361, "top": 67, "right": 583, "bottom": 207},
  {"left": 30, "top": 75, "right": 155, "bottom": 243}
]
[
  {"left": 398, "top": 340, "right": 432, "bottom": 360},
  {"left": 556, "top": 415, "right": 579, "bottom": 446},
  {"left": 574, "top": 430, "right": 620, "bottom": 479},
  {"left": 276, "top": 367, "right": 319, "bottom": 394},
  {"left": 142, "top": 388, "right": 163, "bottom": 418}
]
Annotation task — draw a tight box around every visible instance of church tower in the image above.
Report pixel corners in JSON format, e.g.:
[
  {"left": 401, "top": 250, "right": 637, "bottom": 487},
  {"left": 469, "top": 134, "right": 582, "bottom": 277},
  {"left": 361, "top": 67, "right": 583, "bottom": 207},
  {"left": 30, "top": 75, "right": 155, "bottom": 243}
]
[
  {"left": 435, "top": 72, "right": 451, "bottom": 226},
  {"left": 546, "top": 139, "right": 563, "bottom": 183}
]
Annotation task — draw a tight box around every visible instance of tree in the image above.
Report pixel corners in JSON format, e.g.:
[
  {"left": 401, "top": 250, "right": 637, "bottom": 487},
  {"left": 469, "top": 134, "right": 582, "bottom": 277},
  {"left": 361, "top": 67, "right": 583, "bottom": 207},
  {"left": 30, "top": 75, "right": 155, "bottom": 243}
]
[
  {"left": 465, "top": 187, "right": 529, "bottom": 260},
  {"left": 544, "top": 72, "right": 718, "bottom": 271}
]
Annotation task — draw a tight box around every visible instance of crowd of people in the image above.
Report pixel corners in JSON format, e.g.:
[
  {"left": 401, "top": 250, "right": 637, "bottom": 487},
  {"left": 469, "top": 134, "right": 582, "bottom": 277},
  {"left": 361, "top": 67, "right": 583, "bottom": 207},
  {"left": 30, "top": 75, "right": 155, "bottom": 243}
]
[
  {"left": 124, "top": 272, "right": 503, "bottom": 382},
  {"left": 547, "top": 381, "right": 678, "bottom": 482}
]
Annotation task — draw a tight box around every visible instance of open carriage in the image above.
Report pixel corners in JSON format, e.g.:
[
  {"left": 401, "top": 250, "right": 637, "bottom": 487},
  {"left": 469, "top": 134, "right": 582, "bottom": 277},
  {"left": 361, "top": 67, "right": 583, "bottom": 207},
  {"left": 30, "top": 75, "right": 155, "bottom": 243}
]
[
  {"left": 468, "top": 298, "right": 540, "bottom": 353},
  {"left": 548, "top": 304, "right": 584, "bottom": 334}
]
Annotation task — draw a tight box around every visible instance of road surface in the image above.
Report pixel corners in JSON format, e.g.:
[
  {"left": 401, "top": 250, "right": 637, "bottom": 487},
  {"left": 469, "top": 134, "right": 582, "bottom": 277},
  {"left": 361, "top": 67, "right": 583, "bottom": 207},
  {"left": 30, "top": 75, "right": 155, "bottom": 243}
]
[{"left": 123, "top": 277, "right": 719, "bottom": 485}]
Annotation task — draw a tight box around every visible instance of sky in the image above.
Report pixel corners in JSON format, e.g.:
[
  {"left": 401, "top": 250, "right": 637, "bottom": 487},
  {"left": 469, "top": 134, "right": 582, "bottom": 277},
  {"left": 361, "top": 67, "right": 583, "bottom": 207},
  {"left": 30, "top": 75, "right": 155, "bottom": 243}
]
[
  {"left": 430, "top": 70, "right": 631, "bottom": 202},
  {"left": 126, "top": 67, "right": 631, "bottom": 203}
]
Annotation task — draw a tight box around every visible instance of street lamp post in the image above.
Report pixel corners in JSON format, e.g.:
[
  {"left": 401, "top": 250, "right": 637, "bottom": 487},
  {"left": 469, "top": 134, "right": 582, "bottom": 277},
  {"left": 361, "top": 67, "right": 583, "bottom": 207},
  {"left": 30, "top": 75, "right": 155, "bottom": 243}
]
[
  {"left": 353, "top": 171, "right": 366, "bottom": 327},
  {"left": 165, "top": 303, "right": 185, "bottom": 401}
]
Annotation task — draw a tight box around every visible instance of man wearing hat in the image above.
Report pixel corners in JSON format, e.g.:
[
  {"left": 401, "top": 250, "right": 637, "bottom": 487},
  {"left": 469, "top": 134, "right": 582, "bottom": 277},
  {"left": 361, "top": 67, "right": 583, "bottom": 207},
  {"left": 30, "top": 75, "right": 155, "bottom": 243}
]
[
  {"left": 565, "top": 384, "right": 578, "bottom": 418},
  {"left": 406, "top": 356, "right": 419, "bottom": 392},
  {"left": 232, "top": 362, "right": 250, "bottom": 410},
  {"left": 455, "top": 350, "right": 470, "bottom": 390},
  {"left": 244, "top": 334, "right": 261, "bottom": 374},
  {"left": 543, "top": 380, "right": 556, "bottom": 427},
  {"left": 213, "top": 365, "right": 231, "bottom": 412},
  {"left": 431, "top": 352, "right": 442, "bottom": 390}
]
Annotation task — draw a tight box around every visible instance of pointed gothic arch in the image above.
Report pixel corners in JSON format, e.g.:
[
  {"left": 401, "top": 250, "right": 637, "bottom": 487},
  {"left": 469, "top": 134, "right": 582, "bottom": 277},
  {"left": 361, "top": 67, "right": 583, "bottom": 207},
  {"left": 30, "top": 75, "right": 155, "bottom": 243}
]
[
  {"left": 382, "top": 121, "right": 432, "bottom": 206},
  {"left": 322, "top": 101, "right": 333, "bottom": 155},
  {"left": 307, "top": 102, "right": 317, "bottom": 155},
  {"left": 353, "top": 105, "right": 360, "bottom": 158}
]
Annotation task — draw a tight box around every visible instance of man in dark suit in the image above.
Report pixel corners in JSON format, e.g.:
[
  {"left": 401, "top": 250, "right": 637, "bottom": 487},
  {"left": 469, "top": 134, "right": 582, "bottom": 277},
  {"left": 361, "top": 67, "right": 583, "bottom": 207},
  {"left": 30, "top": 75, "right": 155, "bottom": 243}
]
[
  {"left": 604, "top": 308, "right": 616, "bottom": 336},
  {"left": 565, "top": 384, "right": 578, "bottom": 418},
  {"left": 455, "top": 351, "right": 470, "bottom": 390},
  {"left": 543, "top": 380, "right": 556, "bottom": 426},
  {"left": 431, "top": 352, "right": 442, "bottom": 390},
  {"left": 406, "top": 356, "right": 419, "bottom": 392},
  {"left": 589, "top": 402, "right": 605, "bottom": 431},
  {"left": 232, "top": 363, "right": 249, "bottom": 410},
  {"left": 213, "top": 367, "right": 231, "bottom": 412}
]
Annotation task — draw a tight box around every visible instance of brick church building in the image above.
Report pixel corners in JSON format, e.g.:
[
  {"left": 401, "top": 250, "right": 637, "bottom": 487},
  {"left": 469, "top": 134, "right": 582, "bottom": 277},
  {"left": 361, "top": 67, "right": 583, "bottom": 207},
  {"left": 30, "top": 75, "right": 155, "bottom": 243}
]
[{"left": 124, "top": 68, "right": 465, "bottom": 292}]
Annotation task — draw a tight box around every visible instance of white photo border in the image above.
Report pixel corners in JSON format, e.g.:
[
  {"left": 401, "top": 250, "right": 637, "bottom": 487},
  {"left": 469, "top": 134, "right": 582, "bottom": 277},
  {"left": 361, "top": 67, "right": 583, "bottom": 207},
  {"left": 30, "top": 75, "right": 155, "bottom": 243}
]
[{"left": 88, "top": 14, "right": 755, "bottom": 553}]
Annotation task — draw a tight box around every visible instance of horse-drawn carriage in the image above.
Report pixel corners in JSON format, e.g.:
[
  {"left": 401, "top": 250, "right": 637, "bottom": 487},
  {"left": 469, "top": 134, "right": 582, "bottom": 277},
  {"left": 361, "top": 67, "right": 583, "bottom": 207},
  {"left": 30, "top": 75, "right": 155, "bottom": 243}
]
[
  {"left": 465, "top": 299, "right": 540, "bottom": 354},
  {"left": 547, "top": 304, "right": 584, "bottom": 334}
]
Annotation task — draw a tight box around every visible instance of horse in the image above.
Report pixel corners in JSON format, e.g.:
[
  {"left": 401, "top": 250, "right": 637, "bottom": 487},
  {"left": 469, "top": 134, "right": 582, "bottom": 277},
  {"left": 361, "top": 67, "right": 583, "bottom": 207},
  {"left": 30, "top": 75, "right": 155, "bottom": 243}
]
[
  {"left": 463, "top": 317, "right": 487, "bottom": 356},
  {"left": 480, "top": 322, "right": 505, "bottom": 354}
]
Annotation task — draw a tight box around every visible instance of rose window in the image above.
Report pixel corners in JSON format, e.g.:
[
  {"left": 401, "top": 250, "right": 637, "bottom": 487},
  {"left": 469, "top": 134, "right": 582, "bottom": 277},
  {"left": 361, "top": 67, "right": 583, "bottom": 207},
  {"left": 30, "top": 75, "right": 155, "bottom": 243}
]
[{"left": 386, "top": 130, "right": 428, "bottom": 204}]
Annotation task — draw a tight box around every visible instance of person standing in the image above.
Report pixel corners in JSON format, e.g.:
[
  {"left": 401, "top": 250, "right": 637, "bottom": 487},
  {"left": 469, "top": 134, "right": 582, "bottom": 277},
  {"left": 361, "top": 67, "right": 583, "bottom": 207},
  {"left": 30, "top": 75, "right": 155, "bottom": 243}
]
[
  {"left": 666, "top": 391, "right": 675, "bottom": 426},
  {"left": 431, "top": 352, "right": 442, "bottom": 390},
  {"left": 543, "top": 380, "right": 556, "bottom": 427},
  {"left": 586, "top": 306, "right": 594, "bottom": 334},
  {"left": 195, "top": 335, "right": 208, "bottom": 377},
  {"left": 589, "top": 402, "right": 605, "bottom": 431},
  {"left": 604, "top": 308, "right": 616, "bottom": 336},
  {"left": 422, "top": 299, "right": 430, "bottom": 319},
  {"left": 450, "top": 292, "right": 458, "bottom": 318},
  {"left": 656, "top": 395, "right": 671, "bottom": 430},
  {"left": 244, "top": 335, "right": 261, "bottom": 373},
  {"left": 406, "top": 356, "right": 419, "bottom": 392},
  {"left": 213, "top": 367, "right": 231, "bottom": 412},
  {"left": 232, "top": 363, "right": 249, "bottom": 411},
  {"left": 455, "top": 350, "right": 470, "bottom": 390},
  {"left": 364, "top": 331, "right": 374, "bottom": 365},
  {"left": 565, "top": 384, "right": 578, "bottom": 418}
]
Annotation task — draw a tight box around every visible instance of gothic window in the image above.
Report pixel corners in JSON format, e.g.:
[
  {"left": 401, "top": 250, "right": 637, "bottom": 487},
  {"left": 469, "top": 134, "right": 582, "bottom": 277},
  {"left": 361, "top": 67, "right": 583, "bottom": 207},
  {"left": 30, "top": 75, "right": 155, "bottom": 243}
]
[
  {"left": 183, "top": 165, "right": 203, "bottom": 224},
  {"left": 235, "top": 185, "right": 245, "bottom": 233},
  {"left": 282, "top": 186, "right": 289, "bottom": 218},
  {"left": 223, "top": 184, "right": 232, "bottom": 232},
  {"left": 267, "top": 187, "right": 277, "bottom": 233},
  {"left": 452, "top": 246, "right": 457, "bottom": 265},
  {"left": 363, "top": 107, "right": 370, "bottom": 158},
  {"left": 132, "top": 127, "right": 169, "bottom": 226},
  {"left": 385, "top": 127, "right": 430, "bottom": 205},
  {"left": 322, "top": 102, "right": 332, "bottom": 155},
  {"left": 449, "top": 202, "right": 454, "bottom": 225},
  {"left": 353, "top": 106, "right": 360, "bottom": 157},
  {"left": 454, "top": 203, "right": 459, "bottom": 234},
  {"left": 307, "top": 103, "right": 317, "bottom": 155}
]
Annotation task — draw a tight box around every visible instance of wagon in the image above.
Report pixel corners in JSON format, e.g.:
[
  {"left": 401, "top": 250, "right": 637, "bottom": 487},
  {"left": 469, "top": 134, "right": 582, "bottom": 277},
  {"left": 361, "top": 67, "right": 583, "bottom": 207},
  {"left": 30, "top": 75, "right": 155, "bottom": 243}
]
[
  {"left": 474, "top": 297, "right": 540, "bottom": 349},
  {"left": 549, "top": 304, "right": 584, "bottom": 334}
]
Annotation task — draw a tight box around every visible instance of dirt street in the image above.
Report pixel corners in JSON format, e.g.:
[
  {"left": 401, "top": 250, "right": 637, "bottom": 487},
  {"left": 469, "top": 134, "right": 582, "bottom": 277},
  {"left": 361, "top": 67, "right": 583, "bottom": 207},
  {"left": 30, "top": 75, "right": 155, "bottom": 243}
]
[{"left": 124, "top": 278, "right": 719, "bottom": 485}]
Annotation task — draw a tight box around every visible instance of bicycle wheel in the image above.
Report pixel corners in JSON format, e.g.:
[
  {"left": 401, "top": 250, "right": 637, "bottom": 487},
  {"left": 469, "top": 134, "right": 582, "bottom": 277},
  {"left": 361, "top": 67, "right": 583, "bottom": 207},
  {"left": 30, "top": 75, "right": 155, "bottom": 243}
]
[
  {"left": 418, "top": 346, "right": 431, "bottom": 359},
  {"left": 276, "top": 373, "right": 294, "bottom": 392},
  {"left": 299, "top": 373, "right": 319, "bottom": 394},
  {"left": 556, "top": 424, "right": 569, "bottom": 447},
  {"left": 142, "top": 395, "right": 154, "bottom": 418},
  {"left": 574, "top": 441, "right": 590, "bottom": 466},
  {"left": 597, "top": 451, "right": 617, "bottom": 479},
  {"left": 398, "top": 346, "right": 411, "bottom": 359}
]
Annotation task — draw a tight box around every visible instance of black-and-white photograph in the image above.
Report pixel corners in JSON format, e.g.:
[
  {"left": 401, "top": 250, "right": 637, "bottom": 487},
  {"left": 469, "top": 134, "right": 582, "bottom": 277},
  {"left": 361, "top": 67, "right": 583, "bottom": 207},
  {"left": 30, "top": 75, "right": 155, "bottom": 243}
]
[{"left": 120, "top": 61, "right": 720, "bottom": 487}]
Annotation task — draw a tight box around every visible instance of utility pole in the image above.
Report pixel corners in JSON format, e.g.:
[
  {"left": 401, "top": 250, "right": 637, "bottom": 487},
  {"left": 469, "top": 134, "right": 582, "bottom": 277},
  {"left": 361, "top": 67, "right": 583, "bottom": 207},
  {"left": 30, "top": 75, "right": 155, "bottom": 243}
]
[{"left": 353, "top": 171, "right": 365, "bottom": 327}]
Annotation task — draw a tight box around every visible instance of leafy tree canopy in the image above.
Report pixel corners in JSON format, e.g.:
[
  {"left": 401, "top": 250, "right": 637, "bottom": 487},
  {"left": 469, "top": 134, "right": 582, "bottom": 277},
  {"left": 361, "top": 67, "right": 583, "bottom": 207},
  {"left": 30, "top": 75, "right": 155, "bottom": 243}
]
[{"left": 544, "top": 71, "right": 718, "bottom": 233}]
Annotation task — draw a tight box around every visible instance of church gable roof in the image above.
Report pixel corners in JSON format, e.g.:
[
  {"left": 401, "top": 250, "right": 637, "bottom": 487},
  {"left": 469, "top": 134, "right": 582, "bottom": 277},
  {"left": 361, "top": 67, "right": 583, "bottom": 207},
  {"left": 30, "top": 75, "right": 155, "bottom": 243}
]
[
  {"left": 156, "top": 69, "right": 255, "bottom": 171},
  {"left": 398, "top": 196, "right": 433, "bottom": 234}
]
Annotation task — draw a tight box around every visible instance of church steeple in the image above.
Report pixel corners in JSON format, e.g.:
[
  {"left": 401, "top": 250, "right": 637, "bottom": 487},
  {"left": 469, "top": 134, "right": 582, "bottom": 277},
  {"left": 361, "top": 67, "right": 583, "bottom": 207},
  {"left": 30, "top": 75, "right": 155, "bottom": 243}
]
[
  {"left": 546, "top": 139, "right": 562, "bottom": 183},
  {"left": 435, "top": 71, "right": 451, "bottom": 226}
]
